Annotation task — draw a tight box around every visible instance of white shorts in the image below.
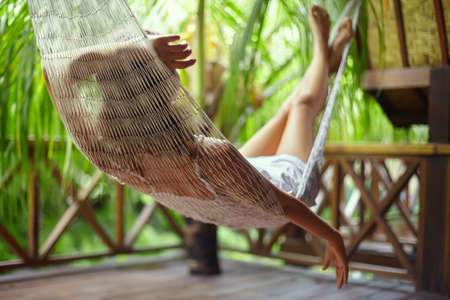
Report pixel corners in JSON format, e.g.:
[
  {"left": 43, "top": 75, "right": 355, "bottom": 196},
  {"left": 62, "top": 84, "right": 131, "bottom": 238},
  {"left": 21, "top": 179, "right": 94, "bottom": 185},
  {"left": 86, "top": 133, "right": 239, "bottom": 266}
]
[{"left": 246, "top": 154, "right": 317, "bottom": 207}]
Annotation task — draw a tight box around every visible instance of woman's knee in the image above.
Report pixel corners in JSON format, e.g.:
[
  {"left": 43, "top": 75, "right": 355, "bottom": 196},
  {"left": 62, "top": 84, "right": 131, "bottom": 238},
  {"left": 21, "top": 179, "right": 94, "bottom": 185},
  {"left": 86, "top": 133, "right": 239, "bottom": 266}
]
[{"left": 291, "top": 92, "right": 316, "bottom": 108}]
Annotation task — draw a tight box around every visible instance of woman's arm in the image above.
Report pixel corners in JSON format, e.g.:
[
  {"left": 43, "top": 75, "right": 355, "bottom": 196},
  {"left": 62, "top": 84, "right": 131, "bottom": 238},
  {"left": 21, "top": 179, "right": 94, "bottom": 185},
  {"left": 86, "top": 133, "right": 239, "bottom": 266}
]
[
  {"left": 276, "top": 189, "right": 348, "bottom": 289},
  {"left": 197, "top": 138, "right": 347, "bottom": 288}
]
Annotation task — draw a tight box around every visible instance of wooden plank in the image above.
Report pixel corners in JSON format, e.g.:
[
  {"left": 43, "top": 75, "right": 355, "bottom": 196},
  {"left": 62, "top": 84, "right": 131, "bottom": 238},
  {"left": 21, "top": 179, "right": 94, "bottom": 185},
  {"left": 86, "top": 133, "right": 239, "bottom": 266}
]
[
  {"left": 237, "top": 229, "right": 254, "bottom": 249},
  {"left": 341, "top": 160, "right": 416, "bottom": 277},
  {"left": 115, "top": 183, "right": 125, "bottom": 249},
  {"left": 320, "top": 170, "right": 352, "bottom": 227},
  {"left": 224, "top": 247, "right": 413, "bottom": 281},
  {"left": 158, "top": 206, "right": 183, "bottom": 240},
  {"left": 324, "top": 143, "right": 450, "bottom": 156},
  {"left": 372, "top": 161, "right": 418, "bottom": 237},
  {"left": 263, "top": 224, "right": 290, "bottom": 253},
  {"left": 419, "top": 156, "right": 449, "bottom": 294},
  {"left": 346, "top": 261, "right": 410, "bottom": 280},
  {"left": 39, "top": 171, "right": 103, "bottom": 259},
  {"left": 359, "top": 161, "right": 366, "bottom": 228},
  {"left": 316, "top": 180, "right": 330, "bottom": 215},
  {"left": 429, "top": 67, "right": 450, "bottom": 143},
  {"left": 256, "top": 228, "right": 265, "bottom": 250},
  {"left": 0, "top": 245, "right": 182, "bottom": 271},
  {"left": 183, "top": 217, "right": 220, "bottom": 275},
  {"left": 1, "top": 258, "right": 437, "bottom": 299},
  {"left": 332, "top": 160, "right": 343, "bottom": 228},
  {"left": 372, "top": 164, "right": 379, "bottom": 202},
  {"left": 320, "top": 159, "right": 331, "bottom": 176},
  {"left": 28, "top": 151, "right": 39, "bottom": 261},
  {"left": 77, "top": 170, "right": 103, "bottom": 200},
  {"left": 384, "top": 112, "right": 428, "bottom": 127},
  {"left": 362, "top": 67, "right": 431, "bottom": 90},
  {"left": 394, "top": 199, "right": 417, "bottom": 237},
  {"left": 78, "top": 201, "right": 116, "bottom": 251},
  {"left": 444, "top": 158, "right": 450, "bottom": 296},
  {"left": 347, "top": 162, "right": 418, "bottom": 257},
  {"left": 39, "top": 203, "right": 80, "bottom": 260},
  {"left": 48, "top": 162, "right": 77, "bottom": 200},
  {"left": 0, "top": 252, "right": 184, "bottom": 283},
  {"left": 0, "top": 222, "right": 29, "bottom": 262},
  {"left": 433, "top": 0, "right": 449, "bottom": 65},
  {"left": 125, "top": 203, "right": 157, "bottom": 248},
  {"left": 415, "top": 159, "right": 427, "bottom": 291},
  {"left": 420, "top": 67, "right": 450, "bottom": 295},
  {"left": 392, "top": 0, "right": 409, "bottom": 67},
  {"left": 371, "top": 164, "right": 380, "bottom": 240},
  {"left": 45, "top": 245, "right": 181, "bottom": 265},
  {"left": 0, "top": 162, "right": 19, "bottom": 197}
]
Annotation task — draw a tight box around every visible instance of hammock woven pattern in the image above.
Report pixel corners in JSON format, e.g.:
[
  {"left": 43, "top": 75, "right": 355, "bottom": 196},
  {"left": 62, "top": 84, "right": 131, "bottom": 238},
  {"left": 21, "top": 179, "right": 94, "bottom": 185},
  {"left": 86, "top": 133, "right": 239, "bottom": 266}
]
[{"left": 27, "top": 0, "right": 359, "bottom": 228}]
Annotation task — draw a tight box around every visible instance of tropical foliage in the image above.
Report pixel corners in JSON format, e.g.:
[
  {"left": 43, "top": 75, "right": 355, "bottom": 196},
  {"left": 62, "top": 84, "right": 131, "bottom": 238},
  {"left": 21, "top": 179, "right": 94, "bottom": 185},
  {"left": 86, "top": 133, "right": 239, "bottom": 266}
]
[{"left": 0, "top": 0, "right": 427, "bottom": 263}]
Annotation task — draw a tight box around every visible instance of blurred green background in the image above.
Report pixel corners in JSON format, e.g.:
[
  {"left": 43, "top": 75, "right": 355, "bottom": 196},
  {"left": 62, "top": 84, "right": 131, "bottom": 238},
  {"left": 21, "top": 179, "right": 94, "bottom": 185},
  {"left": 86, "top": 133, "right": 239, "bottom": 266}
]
[{"left": 0, "top": 0, "right": 427, "bottom": 265}]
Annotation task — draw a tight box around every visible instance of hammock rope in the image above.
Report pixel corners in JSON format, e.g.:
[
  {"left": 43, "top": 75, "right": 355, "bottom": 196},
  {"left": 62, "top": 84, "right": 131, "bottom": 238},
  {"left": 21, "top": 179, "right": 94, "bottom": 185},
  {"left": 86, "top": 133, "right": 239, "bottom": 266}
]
[
  {"left": 297, "top": 0, "right": 362, "bottom": 200},
  {"left": 27, "top": 0, "right": 361, "bottom": 229}
]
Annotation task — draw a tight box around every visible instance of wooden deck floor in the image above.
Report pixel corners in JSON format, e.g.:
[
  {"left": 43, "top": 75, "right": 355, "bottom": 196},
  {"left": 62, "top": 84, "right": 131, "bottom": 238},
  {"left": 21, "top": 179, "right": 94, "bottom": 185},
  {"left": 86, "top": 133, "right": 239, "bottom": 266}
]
[{"left": 0, "top": 256, "right": 447, "bottom": 300}]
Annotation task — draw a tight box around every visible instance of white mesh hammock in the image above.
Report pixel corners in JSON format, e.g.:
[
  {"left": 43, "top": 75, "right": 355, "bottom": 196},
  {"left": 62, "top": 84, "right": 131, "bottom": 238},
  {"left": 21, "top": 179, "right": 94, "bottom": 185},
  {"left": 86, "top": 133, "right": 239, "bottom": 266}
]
[{"left": 27, "top": 0, "right": 361, "bottom": 229}]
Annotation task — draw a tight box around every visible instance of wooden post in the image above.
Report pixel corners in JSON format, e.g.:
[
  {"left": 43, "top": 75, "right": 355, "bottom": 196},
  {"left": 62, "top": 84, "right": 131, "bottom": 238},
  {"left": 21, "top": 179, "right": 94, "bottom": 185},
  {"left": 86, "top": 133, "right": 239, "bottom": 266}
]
[
  {"left": 359, "top": 161, "right": 366, "bottom": 228},
  {"left": 184, "top": 218, "right": 221, "bottom": 275},
  {"left": 332, "top": 160, "right": 343, "bottom": 229},
  {"left": 418, "top": 66, "right": 450, "bottom": 296},
  {"left": 116, "top": 183, "right": 125, "bottom": 250},
  {"left": 28, "top": 148, "right": 39, "bottom": 264},
  {"left": 429, "top": 67, "right": 450, "bottom": 142}
]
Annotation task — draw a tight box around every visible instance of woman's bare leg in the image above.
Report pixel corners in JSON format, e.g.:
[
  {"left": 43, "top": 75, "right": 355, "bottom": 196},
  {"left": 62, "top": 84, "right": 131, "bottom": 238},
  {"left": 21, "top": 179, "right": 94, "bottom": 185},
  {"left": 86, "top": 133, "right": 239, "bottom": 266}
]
[
  {"left": 239, "top": 106, "right": 290, "bottom": 157},
  {"left": 273, "top": 8, "right": 351, "bottom": 288},
  {"left": 275, "top": 6, "right": 331, "bottom": 162},
  {"left": 240, "top": 11, "right": 353, "bottom": 159}
]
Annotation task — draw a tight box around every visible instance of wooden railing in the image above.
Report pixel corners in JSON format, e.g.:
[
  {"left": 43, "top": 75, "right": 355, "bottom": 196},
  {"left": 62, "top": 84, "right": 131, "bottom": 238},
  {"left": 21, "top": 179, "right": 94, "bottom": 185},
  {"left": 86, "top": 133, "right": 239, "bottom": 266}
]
[
  {"left": 0, "top": 140, "right": 183, "bottom": 271},
  {"left": 223, "top": 143, "right": 450, "bottom": 287},
  {"left": 1, "top": 141, "right": 450, "bottom": 289}
]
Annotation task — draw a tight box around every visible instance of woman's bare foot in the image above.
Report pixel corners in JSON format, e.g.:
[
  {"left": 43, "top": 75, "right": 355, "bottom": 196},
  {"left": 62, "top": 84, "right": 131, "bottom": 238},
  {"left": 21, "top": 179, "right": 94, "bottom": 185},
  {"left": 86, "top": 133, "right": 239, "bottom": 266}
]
[
  {"left": 329, "top": 17, "right": 354, "bottom": 75},
  {"left": 301, "top": 5, "right": 330, "bottom": 116},
  {"left": 309, "top": 5, "right": 331, "bottom": 59},
  {"left": 279, "top": 6, "right": 333, "bottom": 118}
]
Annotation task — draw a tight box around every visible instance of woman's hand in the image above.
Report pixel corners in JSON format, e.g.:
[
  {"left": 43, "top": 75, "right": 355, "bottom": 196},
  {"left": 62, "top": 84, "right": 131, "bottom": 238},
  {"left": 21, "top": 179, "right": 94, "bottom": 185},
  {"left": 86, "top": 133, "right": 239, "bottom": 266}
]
[
  {"left": 322, "top": 232, "right": 349, "bottom": 289},
  {"left": 146, "top": 31, "right": 196, "bottom": 70}
]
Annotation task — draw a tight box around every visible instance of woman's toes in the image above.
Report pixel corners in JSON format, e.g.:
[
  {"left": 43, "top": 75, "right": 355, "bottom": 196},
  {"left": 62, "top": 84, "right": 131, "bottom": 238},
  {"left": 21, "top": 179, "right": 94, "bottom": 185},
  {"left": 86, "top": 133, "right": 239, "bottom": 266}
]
[
  {"left": 339, "top": 18, "right": 354, "bottom": 39},
  {"left": 310, "top": 5, "right": 327, "bottom": 20},
  {"left": 328, "top": 17, "right": 355, "bottom": 74},
  {"left": 339, "top": 17, "right": 351, "bottom": 29},
  {"left": 311, "top": 5, "right": 320, "bottom": 17},
  {"left": 309, "top": 5, "right": 330, "bottom": 33}
]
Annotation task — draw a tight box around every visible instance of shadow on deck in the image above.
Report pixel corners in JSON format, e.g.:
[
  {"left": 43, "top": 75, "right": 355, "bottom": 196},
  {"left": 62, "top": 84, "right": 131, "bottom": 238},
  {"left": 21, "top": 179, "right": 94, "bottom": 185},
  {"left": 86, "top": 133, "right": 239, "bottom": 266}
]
[{"left": 0, "top": 254, "right": 446, "bottom": 300}]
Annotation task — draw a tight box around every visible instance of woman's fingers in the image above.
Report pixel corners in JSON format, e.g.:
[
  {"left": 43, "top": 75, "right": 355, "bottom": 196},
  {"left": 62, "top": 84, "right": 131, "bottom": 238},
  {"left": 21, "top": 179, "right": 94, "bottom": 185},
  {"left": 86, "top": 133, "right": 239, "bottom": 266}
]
[
  {"left": 337, "top": 250, "right": 349, "bottom": 286},
  {"left": 337, "top": 267, "right": 344, "bottom": 289},
  {"left": 322, "top": 249, "right": 330, "bottom": 270},
  {"left": 344, "top": 265, "right": 349, "bottom": 284},
  {"left": 169, "top": 59, "right": 196, "bottom": 69},
  {"left": 325, "top": 244, "right": 349, "bottom": 289},
  {"left": 144, "top": 29, "right": 155, "bottom": 35},
  {"left": 168, "top": 42, "right": 189, "bottom": 52},
  {"left": 336, "top": 263, "right": 349, "bottom": 289},
  {"left": 322, "top": 256, "right": 330, "bottom": 271},
  {"left": 166, "top": 48, "right": 192, "bottom": 60},
  {"left": 153, "top": 34, "right": 181, "bottom": 45},
  {"left": 336, "top": 270, "right": 340, "bottom": 289}
]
